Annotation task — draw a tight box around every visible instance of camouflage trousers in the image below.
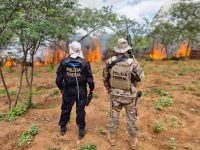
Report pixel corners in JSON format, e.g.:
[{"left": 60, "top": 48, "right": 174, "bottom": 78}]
[{"left": 109, "top": 95, "right": 138, "bottom": 138}]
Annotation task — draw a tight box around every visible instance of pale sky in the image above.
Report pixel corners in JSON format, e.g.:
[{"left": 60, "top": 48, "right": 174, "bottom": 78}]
[{"left": 78, "top": 0, "right": 177, "bottom": 22}]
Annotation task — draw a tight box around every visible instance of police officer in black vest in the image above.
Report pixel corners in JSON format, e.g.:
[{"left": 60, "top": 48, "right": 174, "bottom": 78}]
[{"left": 56, "top": 41, "right": 95, "bottom": 139}]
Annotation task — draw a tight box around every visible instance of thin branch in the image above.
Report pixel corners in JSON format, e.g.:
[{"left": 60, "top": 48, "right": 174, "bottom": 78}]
[{"left": 78, "top": 26, "right": 99, "bottom": 42}]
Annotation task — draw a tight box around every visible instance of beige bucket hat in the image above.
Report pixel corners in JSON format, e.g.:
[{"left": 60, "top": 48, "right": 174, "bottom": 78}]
[
  {"left": 69, "top": 41, "right": 84, "bottom": 58},
  {"left": 114, "top": 38, "right": 132, "bottom": 53}
]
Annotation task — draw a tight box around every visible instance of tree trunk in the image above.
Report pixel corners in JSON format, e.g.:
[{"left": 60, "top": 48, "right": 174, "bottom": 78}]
[
  {"left": 185, "top": 38, "right": 191, "bottom": 60},
  {"left": 165, "top": 44, "right": 168, "bottom": 59},
  {"left": 25, "top": 65, "right": 30, "bottom": 87},
  {"left": 14, "top": 64, "right": 25, "bottom": 107},
  {"left": 14, "top": 53, "right": 28, "bottom": 107},
  {"left": 0, "top": 67, "right": 11, "bottom": 110},
  {"left": 27, "top": 54, "right": 34, "bottom": 108},
  {"left": 151, "top": 36, "right": 155, "bottom": 54}
]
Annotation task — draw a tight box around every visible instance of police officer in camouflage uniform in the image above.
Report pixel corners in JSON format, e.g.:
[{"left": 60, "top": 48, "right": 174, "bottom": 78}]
[
  {"left": 103, "top": 38, "right": 144, "bottom": 149},
  {"left": 56, "top": 41, "right": 95, "bottom": 139}
]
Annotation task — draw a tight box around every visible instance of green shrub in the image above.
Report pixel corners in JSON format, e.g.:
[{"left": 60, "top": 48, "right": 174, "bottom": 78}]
[
  {"left": 0, "top": 89, "right": 17, "bottom": 96},
  {"left": 171, "top": 86, "right": 177, "bottom": 91},
  {"left": 8, "top": 106, "right": 27, "bottom": 121},
  {"left": 154, "top": 97, "right": 173, "bottom": 111},
  {"left": 99, "top": 128, "right": 106, "bottom": 135},
  {"left": 161, "top": 97, "right": 173, "bottom": 106},
  {"left": 19, "top": 132, "right": 33, "bottom": 146},
  {"left": 0, "top": 112, "right": 4, "bottom": 121},
  {"left": 0, "top": 89, "right": 5, "bottom": 95},
  {"left": 50, "top": 88, "right": 59, "bottom": 97},
  {"left": 153, "top": 121, "right": 164, "bottom": 133},
  {"left": 18, "top": 124, "right": 39, "bottom": 146},
  {"left": 138, "top": 146, "right": 144, "bottom": 150},
  {"left": 154, "top": 88, "right": 168, "bottom": 96},
  {"left": 9, "top": 90, "right": 17, "bottom": 96},
  {"left": 170, "top": 116, "right": 177, "bottom": 128},
  {"left": 80, "top": 144, "right": 97, "bottom": 150},
  {"left": 154, "top": 101, "right": 164, "bottom": 111},
  {"left": 168, "top": 137, "right": 176, "bottom": 150},
  {"left": 29, "top": 124, "right": 39, "bottom": 135},
  {"left": 185, "top": 143, "right": 195, "bottom": 150}
]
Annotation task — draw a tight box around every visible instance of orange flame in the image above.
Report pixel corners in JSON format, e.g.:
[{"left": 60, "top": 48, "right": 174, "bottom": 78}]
[
  {"left": 34, "top": 49, "right": 67, "bottom": 66},
  {"left": 86, "top": 39, "right": 102, "bottom": 62},
  {"left": 149, "top": 43, "right": 167, "bottom": 60},
  {"left": 34, "top": 60, "right": 44, "bottom": 66},
  {"left": 3, "top": 57, "right": 17, "bottom": 67},
  {"left": 176, "top": 41, "right": 191, "bottom": 58}
]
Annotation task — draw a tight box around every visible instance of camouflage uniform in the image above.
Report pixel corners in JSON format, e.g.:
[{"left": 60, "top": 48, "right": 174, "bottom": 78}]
[{"left": 103, "top": 55, "right": 144, "bottom": 140}]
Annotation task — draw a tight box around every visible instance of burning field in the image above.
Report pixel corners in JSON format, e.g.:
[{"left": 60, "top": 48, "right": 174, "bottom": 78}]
[
  {"left": 2, "top": 39, "right": 102, "bottom": 68},
  {"left": 0, "top": 59, "right": 200, "bottom": 150},
  {"left": 149, "top": 41, "right": 192, "bottom": 60}
]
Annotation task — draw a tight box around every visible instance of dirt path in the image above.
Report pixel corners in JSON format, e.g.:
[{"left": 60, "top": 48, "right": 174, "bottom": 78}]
[{"left": 0, "top": 60, "right": 200, "bottom": 150}]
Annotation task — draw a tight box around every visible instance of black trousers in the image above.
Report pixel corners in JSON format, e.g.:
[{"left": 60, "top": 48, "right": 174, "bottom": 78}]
[{"left": 59, "top": 87, "right": 87, "bottom": 130}]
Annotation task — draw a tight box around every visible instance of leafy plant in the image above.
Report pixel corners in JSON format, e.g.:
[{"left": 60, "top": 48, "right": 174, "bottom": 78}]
[
  {"left": 138, "top": 146, "right": 144, "bottom": 150},
  {"left": 171, "top": 86, "right": 177, "bottom": 91},
  {"left": 0, "top": 112, "right": 4, "bottom": 121},
  {"left": 154, "top": 101, "right": 164, "bottom": 111},
  {"left": 154, "top": 88, "right": 168, "bottom": 96},
  {"left": 0, "top": 89, "right": 5, "bottom": 95},
  {"left": 50, "top": 88, "right": 59, "bottom": 97},
  {"left": 161, "top": 97, "right": 173, "bottom": 106},
  {"left": 185, "top": 143, "right": 195, "bottom": 150},
  {"left": 9, "top": 90, "right": 17, "bottom": 96},
  {"left": 18, "top": 124, "right": 39, "bottom": 146},
  {"left": 170, "top": 116, "right": 177, "bottom": 128},
  {"left": 29, "top": 124, "right": 39, "bottom": 135},
  {"left": 154, "top": 97, "right": 173, "bottom": 111},
  {"left": 19, "top": 132, "right": 33, "bottom": 146},
  {"left": 168, "top": 137, "right": 176, "bottom": 150},
  {"left": 99, "top": 128, "right": 106, "bottom": 135},
  {"left": 8, "top": 106, "right": 27, "bottom": 121},
  {"left": 153, "top": 121, "right": 164, "bottom": 133},
  {"left": 80, "top": 144, "right": 97, "bottom": 150}
]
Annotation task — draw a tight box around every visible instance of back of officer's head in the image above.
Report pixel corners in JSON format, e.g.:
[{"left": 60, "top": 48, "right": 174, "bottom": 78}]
[
  {"left": 69, "top": 41, "right": 81, "bottom": 53},
  {"left": 114, "top": 38, "right": 132, "bottom": 56},
  {"left": 69, "top": 41, "right": 84, "bottom": 58}
]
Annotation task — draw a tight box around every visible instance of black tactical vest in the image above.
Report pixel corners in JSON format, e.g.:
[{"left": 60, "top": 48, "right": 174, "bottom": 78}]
[{"left": 61, "top": 57, "right": 87, "bottom": 87}]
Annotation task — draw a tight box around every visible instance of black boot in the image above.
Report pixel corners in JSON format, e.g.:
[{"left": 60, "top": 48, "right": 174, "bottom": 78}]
[
  {"left": 60, "top": 126, "right": 67, "bottom": 136},
  {"left": 79, "top": 128, "right": 87, "bottom": 139}
]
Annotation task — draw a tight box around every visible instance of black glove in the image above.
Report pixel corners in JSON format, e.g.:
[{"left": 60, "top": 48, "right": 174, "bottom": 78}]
[{"left": 85, "top": 91, "right": 93, "bottom": 106}]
